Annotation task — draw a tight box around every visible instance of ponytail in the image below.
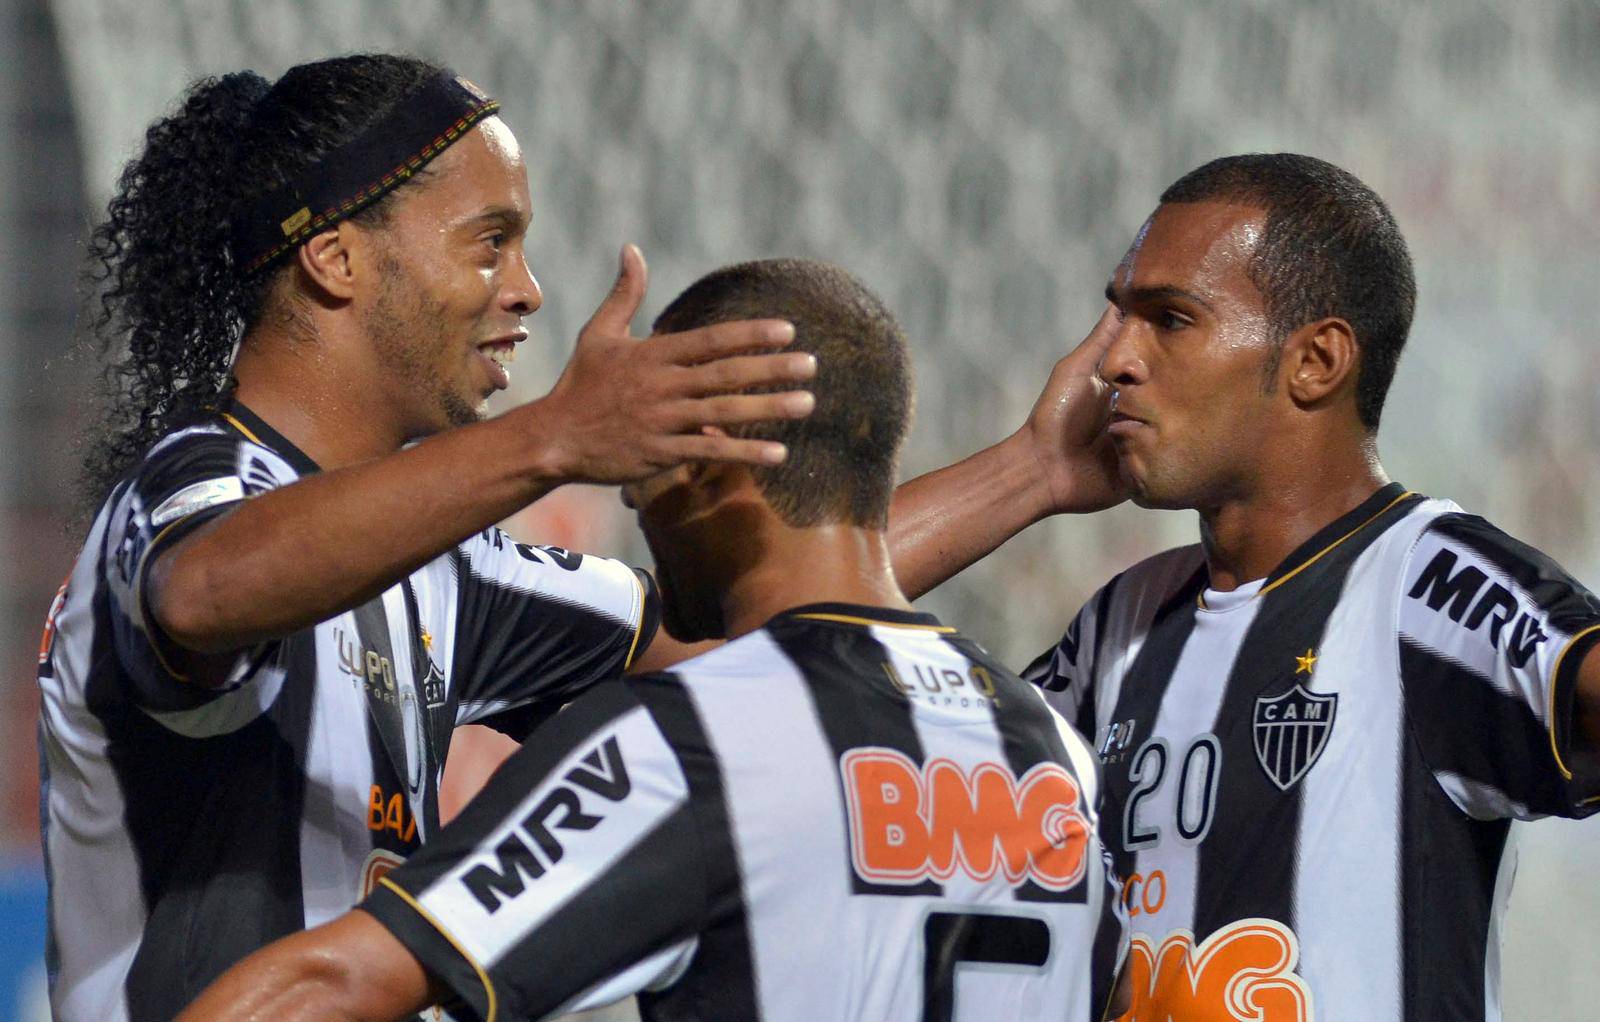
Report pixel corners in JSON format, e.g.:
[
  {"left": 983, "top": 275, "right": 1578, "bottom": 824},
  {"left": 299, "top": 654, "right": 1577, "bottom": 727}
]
[{"left": 81, "top": 54, "right": 441, "bottom": 507}]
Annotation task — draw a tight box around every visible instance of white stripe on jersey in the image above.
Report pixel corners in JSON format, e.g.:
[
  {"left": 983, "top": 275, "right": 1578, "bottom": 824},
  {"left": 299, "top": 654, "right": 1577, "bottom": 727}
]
[
  {"left": 299, "top": 605, "right": 381, "bottom": 928},
  {"left": 415, "top": 704, "right": 688, "bottom": 968},
  {"left": 1291, "top": 516, "right": 1414, "bottom": 1022},
  {"left": 680, "top": 631, "right": 852, "bottom": 1019}
]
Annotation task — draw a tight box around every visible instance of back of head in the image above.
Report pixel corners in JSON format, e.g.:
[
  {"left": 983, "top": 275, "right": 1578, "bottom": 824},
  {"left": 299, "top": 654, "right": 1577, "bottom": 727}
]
[
  {"left": 652, "top": 259, "right": 912, "bottom": 529},
  {"left": 1160, "top": 153, "right": 1416, "bottom": 431},
  {"left": 84, "top": 53, "right": 442, "bottom": 506}
]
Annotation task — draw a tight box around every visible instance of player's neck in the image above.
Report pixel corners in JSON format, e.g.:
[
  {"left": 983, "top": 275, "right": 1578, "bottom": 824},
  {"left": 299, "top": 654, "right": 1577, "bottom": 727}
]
[
  {"left": 232, "top": 323, "right": 410, "bottom": 468},
  {"left": 719, "top": 523, "right": 914, "bottom": 640},
  {"left": 1197, "top": 438, "right": 1388, "bottom": 592}
]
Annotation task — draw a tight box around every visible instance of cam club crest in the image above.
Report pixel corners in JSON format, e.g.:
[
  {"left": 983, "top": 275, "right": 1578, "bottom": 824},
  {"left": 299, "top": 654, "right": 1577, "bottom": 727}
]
[{"left": 1253, "top": 684, "right": 1338, "bottom": 791}]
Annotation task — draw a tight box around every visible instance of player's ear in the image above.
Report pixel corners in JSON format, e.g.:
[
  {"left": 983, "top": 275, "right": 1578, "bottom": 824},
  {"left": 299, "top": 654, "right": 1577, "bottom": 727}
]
[
  {"left": 294, "top": 222, "right": 362, "bottom": 302},
  {"left": 1283, "top": 317, "right": 1358, "bottom": 409}
]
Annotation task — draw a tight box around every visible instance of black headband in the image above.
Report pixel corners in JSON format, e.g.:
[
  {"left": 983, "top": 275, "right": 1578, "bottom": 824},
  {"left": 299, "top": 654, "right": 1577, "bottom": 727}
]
[{"left": 232, "top": 70, "right": 500, "bottom": 275}]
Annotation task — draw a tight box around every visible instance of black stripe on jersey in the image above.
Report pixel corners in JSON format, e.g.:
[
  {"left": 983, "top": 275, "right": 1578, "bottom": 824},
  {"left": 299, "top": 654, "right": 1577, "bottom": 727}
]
[
  {"left": 768, "top": 617, "right": 942, "bottom": 898},
  {"left": 1424, "top": 513, "right": 1600, "bottom": 634},
  {"left": 1191, "top": 488, "right": 1425, "bottom": 943},
  {"left": 1100, "top": 565, "right": 1209, "bottom": 881},
  {"left": 1398, "top": 728, "right": 1510, "bottom": 1021},
  {"left": 223, "top": 401, "right": 322, "bottom": 476},
  {"left": 349, "top": 593, "right": 438, "bottom": 858},
  {"left": 1071, "top": 574, "right": 1125, "bottom": 738},
  {"left": 923, "top": 912, "right": 1051, "bottom": 1022},
  {"left": 1398, "top": 637, "right": 1570, "bottom": 814},
  {"left": 945, "top": 631, "right": 1089, "bottom": 907},
  {"left": 90, "top": 575, "right": 319, "bottom": 1019},
  {"left": 634, "top": 675, "right": 761, "bottom": 1022}
]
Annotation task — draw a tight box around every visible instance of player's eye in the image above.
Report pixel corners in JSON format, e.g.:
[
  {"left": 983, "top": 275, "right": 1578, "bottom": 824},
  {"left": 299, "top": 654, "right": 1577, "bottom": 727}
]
[
  {"left": 482, "top": 231, "right": 505, "bottom": 250},
  {"left": 1156, "top": 309, "right": 1192, "bottom": 331}
]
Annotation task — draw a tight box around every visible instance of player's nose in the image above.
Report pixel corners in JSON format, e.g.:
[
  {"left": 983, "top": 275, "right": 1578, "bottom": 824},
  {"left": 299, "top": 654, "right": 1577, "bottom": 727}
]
[
  {"left": 504, "top": 251, "right": 542, "bottom": 317},
  {"left": 1099, "top": 320, "right": 1147, "bottom": 387}
]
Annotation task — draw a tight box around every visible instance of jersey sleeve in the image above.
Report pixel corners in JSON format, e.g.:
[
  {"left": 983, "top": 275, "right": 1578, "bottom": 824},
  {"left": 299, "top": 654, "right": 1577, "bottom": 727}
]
[
  {"left": 360, "top": 680, "right": 704, "bottom": 1022},
  {"left": 447, "top": 530, "right": 661, "bottom": 732},
  {"left": 101, "top": 426, "right": 297, "bottom": 712},
  {"left": 1396, "top": 513, "right": 1600, "bottom": 819},
  {"left": 1023, "top": 577, "right": 1118, "bottom": 740}
]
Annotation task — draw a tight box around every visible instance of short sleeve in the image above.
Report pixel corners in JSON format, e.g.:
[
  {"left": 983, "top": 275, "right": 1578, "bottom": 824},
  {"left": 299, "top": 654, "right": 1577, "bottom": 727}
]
[
  {"left": 1397, "top": 513, "right": 1600, "bottom": 819},
  {"left": 448, "top": 530, "right": 660, "bottom": 733},
  {"left": 101, "top": 426, "right": 297, "bottom": 710},
  {"left": 1023, "top": 577, "right": 1119, "bottom": 741},
  {"left": 360, "top": 680, "right": 703, "bottom": 1022}
]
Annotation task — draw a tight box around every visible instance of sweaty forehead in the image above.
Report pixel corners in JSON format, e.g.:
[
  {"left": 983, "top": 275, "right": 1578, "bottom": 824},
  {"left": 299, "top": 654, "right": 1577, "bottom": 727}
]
[
  {"left": 1115, "top": 201, "right": 1265, "bottom": 299},
  {"left": 392, "top": 115, "right": 530, "bottom": 223}
]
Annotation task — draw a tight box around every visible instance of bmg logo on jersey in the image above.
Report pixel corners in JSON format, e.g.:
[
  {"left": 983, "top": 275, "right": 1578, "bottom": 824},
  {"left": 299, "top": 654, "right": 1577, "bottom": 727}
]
[{"left": 841, "top": 748, "right": 1090, "bottom": 891}]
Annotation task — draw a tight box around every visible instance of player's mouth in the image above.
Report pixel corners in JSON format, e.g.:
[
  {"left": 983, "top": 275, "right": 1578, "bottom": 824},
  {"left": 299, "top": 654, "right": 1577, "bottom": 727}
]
[
  {"left": 476, "top": 331, "right": 526, "bottom": 391},
  {"left": 1107, "top": 410, "right": 1148, "bottom": 437}
]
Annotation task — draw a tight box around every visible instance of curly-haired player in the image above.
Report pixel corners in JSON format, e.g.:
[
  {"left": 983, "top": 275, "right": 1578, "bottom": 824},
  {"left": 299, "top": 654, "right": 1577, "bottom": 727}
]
[{"left": 39, "top": 54, "right": 815, "bottom": 1021}]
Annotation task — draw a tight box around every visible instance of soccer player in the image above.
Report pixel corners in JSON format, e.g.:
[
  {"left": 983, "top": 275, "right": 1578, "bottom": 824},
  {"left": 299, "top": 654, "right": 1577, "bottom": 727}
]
[
  {"left": 38, "top": 55, "right": 818, "bottom": 1020},
  {"left": 178, "top": 259, "right": 1128, "bottom": 1022},
  {"left": 889, "top": 153, "right": 1600, "bottom": 1020}
]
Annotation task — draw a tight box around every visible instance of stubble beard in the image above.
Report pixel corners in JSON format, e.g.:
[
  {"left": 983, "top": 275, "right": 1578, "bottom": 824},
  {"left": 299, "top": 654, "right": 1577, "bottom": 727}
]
[{"left": 365, "top": 252, "right": 483, "bottom": 436}]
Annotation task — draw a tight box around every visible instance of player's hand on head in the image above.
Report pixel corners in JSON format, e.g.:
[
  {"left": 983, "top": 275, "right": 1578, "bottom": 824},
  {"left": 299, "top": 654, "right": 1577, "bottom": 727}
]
[
  {"left": 1018, "top": 303, "right": 1130, "bottom": 515},
  {"left": 535, "top": 244, "right": 817, "bottom": 483}
]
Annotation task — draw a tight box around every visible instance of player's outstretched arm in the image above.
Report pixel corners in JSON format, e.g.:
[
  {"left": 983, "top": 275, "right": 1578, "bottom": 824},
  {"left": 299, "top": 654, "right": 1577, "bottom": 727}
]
[
  {"left": 151, "top": 245, "right": 817, "bottom": 673},
  {"left": 177, "top": 910, "right": 435, "bottom": 1022},
  {"left": 888, "top": 305, "right": 1127, "bottom": 599}
]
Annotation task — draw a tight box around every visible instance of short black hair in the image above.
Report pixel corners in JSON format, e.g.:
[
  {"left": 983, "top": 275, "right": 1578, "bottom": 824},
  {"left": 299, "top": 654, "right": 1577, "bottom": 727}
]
[
  {"left": 1160, "top": 153, "right": 1415, "bottom": 431},
  {"left": 652, "top": 259, "right": 912, "bottom": 529}
]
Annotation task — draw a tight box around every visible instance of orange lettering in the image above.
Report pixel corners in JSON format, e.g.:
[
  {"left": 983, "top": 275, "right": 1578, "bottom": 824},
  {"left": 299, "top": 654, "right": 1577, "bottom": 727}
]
[
  {"left": 385, "top": 794, "right": 406, "bottom": 839},
  {"left": 367, "top": 785, "right": 386, "bottom": 832},
  {"left": 842, "top": 748, "right": 1089, "bottom": 891},
  {"left": 1120, "top": 919, "right": 1312, "bottom": 1021}
]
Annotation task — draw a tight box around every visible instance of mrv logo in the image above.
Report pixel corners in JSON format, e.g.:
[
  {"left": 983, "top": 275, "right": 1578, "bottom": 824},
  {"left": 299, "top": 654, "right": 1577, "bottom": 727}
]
[
  {"left": 460, "top": 736, "right": 630, "bottom": 913},
  {"left": 1407, "top": 548, "right": 1548, "bottom": 668}
]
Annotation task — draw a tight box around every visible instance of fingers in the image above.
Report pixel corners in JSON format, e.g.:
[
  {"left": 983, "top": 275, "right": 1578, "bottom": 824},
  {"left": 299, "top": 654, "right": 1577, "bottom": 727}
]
[
  {"left": 659, "top": 433, "right": 790, "bottom": 467},
  {"left": 666, "top": 391, "right": 816, "bottom": 429},
  {"left": 669, "top": 351, "right": 818, "bottom": 396},
  {"left": 585, "top": 244, "right": 649, "bottom": 337},
  {"left": 1067, "top": 302, "right": 1121, "bottom": 373},
  {"left": 652, "top": 318, "right": 796, "bottom": 365}
]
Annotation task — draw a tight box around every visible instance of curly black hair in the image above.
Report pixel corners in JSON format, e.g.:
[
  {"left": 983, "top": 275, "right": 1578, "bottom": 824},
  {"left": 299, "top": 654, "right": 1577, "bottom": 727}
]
[{"left": 82, "top": 53, "right": 443, "bottom": 508}]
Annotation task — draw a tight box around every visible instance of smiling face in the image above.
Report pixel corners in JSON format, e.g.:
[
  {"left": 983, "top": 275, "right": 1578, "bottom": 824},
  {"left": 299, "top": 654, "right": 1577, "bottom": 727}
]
[
  {"left": 1101, "top": 201, "right": 1285, "bottom": 511},
  {"left": 353, "top": 116, "right": 541, "bottom": 439}
]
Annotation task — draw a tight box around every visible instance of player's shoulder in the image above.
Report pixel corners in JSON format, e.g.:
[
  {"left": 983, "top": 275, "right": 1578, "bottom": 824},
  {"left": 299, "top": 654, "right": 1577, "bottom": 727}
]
[
  {"left": 1083, "top": 542, "right": 1207, "bottom": 622},
  {"left": 129, "top": 421, "right": 300, "bottom": 500}
]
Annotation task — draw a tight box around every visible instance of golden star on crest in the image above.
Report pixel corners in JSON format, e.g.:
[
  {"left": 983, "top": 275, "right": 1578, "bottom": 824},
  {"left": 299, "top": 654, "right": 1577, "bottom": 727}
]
[
  {"left": 421, "top": 629, "right": 433, "bottom": 652},
  {"left": 1295, "top": 648, "right": 1317, "bottom": 675}
]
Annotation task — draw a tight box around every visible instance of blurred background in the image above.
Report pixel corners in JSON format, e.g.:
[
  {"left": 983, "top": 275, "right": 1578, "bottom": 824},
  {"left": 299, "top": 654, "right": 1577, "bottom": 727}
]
[{"left": 4, "top": 0, "right": 1599, "bottom": 1018}]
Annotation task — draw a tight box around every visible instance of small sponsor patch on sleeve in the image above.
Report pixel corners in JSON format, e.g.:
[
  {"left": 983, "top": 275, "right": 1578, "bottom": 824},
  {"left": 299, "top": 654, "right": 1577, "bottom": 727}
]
[{"left": 149, "top": 476, "right": 245, "bottom": 528}]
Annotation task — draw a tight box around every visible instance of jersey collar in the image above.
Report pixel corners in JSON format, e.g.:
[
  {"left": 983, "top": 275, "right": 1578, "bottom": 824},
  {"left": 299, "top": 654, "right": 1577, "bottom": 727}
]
[
  {"left": 220, "top": 401, "right": 322, "bottom": 476},
  {"left": 777, "top": 601, "right": 955, "bottom": 634},
  {"left": 1198, "top": 482, "right": 1423, "bottom": 610}
]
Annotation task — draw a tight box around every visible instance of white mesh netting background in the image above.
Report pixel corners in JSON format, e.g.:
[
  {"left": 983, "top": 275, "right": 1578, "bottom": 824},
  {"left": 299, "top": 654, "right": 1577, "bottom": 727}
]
[{"left": 47, "top": 1, "right": 1600, "bottom": 1017}]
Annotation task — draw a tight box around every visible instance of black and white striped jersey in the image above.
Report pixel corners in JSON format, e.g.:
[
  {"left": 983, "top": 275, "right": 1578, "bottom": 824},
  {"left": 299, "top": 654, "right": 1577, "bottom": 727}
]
[
  {"left": 37, "top": 404, "right": 659, "bottom": 1022},
  {"left": 1025, "top": 482, "right": 1600, "bottom": 1022},
  {"left": 362, "top": 604, "right": 1127, "bottom": 1022}
]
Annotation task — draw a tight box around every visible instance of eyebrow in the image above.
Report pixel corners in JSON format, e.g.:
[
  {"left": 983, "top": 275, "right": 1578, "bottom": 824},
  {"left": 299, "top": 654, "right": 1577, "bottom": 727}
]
[
  {"left": 1105, "top": 280, "right": 1216, "bottom": 314},
  {"left": 461, "top": 204, "right": 529, "bottom": 232}
]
